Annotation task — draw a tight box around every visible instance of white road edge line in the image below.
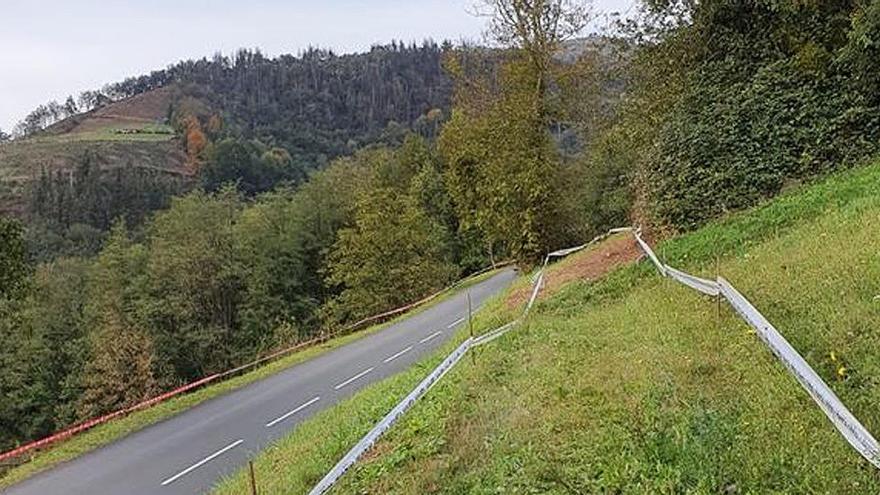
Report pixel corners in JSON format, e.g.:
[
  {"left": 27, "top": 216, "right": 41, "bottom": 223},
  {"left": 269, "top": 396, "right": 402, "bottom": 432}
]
[
  {"left": 265, "top": 396, "right": 321, "bottom": 428},
  {"left": 160, "top": 439, "right": 244, "bottom": 486},
  {"left": 446, "top": 317, "right": 465, "bottom": 328},
  {"left": 383, "top": 346, "right": 413, "bottom": 364},
  {"left": 333, "top": 367, "right": 375, "bottom": 390},
  {"left": 419, "top": 330, "right": 443, "bottom": 344}
]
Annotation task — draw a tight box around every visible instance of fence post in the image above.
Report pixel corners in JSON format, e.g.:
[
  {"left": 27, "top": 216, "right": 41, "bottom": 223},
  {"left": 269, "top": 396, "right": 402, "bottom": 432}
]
[
  {"left": 468, "top": 291, "right": 475, "bottom": 365},
  {"left": 715, "top": 253, "right": 721, "bottom": 324},
  {"left": 249, "top": 460, "right": 257, "bottom": 495}
]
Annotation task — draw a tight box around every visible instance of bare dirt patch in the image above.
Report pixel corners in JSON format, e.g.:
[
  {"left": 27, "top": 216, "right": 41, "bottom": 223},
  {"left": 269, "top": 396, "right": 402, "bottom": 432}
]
[
  {"left": 506, "top": 234, "right": 642, "bottom": 309},
  {"left": 76, "top": 87, "right": 173, "bottom": 131},
  {"left": 360, "top": 440, "right": 393, "bottom": 463},
  {"left": 41, "top": 87, "right": 176, "bottom": 136}
]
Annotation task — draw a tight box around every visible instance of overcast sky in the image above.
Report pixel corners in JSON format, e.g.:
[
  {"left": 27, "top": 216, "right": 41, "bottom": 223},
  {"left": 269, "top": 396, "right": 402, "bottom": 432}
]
[{"left": 0, "top": 0, "right": 635, "bottom": 132}]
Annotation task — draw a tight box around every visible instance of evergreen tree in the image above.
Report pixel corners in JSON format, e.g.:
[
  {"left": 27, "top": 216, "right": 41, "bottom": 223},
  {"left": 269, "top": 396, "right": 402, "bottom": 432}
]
[{"left": 0, "top": 218, "right": 29, "bottom": 300}]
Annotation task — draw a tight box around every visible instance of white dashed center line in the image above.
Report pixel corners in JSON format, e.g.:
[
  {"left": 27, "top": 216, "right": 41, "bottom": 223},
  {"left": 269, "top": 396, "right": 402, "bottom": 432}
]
[
  {"left": 333, "top": 367, "right": 375, "bottom": 390},
  {"left": 265, "top": 396, "right": 321, "bottom": 427},
  {"left": 160, "top": 439, "right": 243, "bottom": 486},
  {"left": 383, "top": 346, "right": 413, "bottom": 364},
  {"left": 419, "top": 330, "right": 443, "bottom": 344},
  {"left": 447, "top": 317, "right": 465, "bottom": 328}
]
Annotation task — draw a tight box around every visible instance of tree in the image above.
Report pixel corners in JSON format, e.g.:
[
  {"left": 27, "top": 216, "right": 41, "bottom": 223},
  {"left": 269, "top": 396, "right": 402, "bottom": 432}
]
[
  {"left": 78, "top": 222, "right": 158, "bottom": 417},
  {"left": 438, "top": 1, "right": 592, "bottom": 263},
  {"left": 182, "top": 116, "right": 208, "bottom": 168},
  {"left": 234, "top": 190, "right": 317, "bottom": 347},
  {"left": 0, "top": 218, "right": 29, "bottom": 300},
  {"left": 441, "top": 56, "right": 570, "bottom": 262},
  {"left": 63, "top": 96, "right": 79, "bottom": 117},
  {"left": 21, "top": 258, "right": 90, "bottom": 428},
  {"left": 202, "top": 138, "right": 262, "bottom": 194},
  {"left": 145, "top": 189, "right": 247, "bottom": 380},
  {"left": 0, "top": 128, "right": 10, "bottom": 142},
  {"left": 477, "top": 0, "right": 592, "bottom": 105},
  {"left": 203, "top": 138, "right": 306, "bottom": 195},
  {"left": 325, "top": 188, "right": 457, "bottom": 323}
]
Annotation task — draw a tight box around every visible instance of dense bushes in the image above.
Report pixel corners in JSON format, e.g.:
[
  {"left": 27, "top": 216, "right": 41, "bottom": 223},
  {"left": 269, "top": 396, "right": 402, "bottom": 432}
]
[{"left": 591, "top": 0, "right": 880, "bottom": 231}]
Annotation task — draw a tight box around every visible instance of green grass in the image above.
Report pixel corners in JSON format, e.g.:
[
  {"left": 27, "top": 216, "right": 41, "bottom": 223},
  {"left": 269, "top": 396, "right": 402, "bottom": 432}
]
[
  {"left": 0, "top": 269, "right": 506, "bottom": 490},
  {"left": 29, "top": 123, "right": 175, "bottom": 143},
  {"left": 213, "top": 159, "right": 880, "bottom": 494},
  {"left": 211, "top": 288, "right": 516, "bottom": 495}
]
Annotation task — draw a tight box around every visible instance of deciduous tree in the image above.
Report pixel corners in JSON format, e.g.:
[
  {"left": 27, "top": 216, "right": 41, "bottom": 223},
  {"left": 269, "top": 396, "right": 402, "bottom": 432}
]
[
  {"left": 325, "top": 188, "right": 456, "bottom": 323},
  {"left": 78, "top": 222, "right": 158, "bottom": 417}
]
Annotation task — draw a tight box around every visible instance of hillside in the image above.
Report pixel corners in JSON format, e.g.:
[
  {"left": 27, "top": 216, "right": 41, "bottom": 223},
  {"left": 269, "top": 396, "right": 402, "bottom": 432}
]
[
  {"left": 0, "top": 86, "right": 186, "bottom": 217},
  {"left": 0, "top": 42, "right": 460, "bottom": 261},
  {"left": 213, "top": 158, "right": 880, "bottom": 494}
]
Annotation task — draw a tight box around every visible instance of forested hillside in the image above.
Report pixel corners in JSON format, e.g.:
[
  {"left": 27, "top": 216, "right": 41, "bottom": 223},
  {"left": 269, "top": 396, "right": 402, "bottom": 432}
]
[
  {"left": 12, "top": 42, "right": 453, "bottom": 167},
  {"left": 0, "top": 42, "right": 456, "bottom": 261}
]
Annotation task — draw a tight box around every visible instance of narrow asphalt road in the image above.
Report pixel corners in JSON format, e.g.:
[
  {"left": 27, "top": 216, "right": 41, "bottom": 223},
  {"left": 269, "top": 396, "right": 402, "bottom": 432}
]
[{"left": 3, "top": 269, "right": 516, "bottom": 495}]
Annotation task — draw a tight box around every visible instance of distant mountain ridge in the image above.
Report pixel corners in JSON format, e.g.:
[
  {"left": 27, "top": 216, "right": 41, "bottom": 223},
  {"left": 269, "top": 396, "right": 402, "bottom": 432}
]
[{"left": 0, "top": 41, "right": 456, "bottom": 220}]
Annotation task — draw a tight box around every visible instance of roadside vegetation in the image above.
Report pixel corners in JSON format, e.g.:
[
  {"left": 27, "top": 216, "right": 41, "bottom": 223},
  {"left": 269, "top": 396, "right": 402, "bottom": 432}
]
[
  {"left": 0, "top": 326, "right": 382, "bottom": 490},
  {"left": 212, "top": 283, "right": 517, "bottom": 495},
  {"left": 214, "top": 158, "right": 880, "bottom": 494},
  {"left": 0, "top": 266, "right": 504, "bottom": 489}
]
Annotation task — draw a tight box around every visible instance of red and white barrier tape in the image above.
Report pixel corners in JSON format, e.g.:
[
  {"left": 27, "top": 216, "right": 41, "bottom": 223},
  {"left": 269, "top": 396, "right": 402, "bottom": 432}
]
[{"left": 0, "top": 262, "right": 512, "bottom": 464}]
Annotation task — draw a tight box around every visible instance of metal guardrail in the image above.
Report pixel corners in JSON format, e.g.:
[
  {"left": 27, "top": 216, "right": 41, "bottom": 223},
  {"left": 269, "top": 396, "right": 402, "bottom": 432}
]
[
  {"left": 308, "top": 338, "right": 474, "bottom": 495},
  {"left": 663, "top": 264, "right": 720, "bottom": 296},
  {"left": 308, "top": 229, "right": 624, "bottom": 495},
  {"left": 633, "top": 229, "right": 880, "bottom": 469},
  {"left": 719, "top": 278, "right": 880, "bottom": 467},
  {"left": 310, "top": 226, "right": 880, "bottom": 494}
]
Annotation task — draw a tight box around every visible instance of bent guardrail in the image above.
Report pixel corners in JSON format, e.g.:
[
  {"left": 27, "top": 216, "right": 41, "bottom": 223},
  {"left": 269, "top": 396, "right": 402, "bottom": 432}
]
[
  {"left": 308, "top": 229, "right": 622, "bottom": 494},
  {"left": 310, "top": 226, "right": 880, "bottom": 494}
]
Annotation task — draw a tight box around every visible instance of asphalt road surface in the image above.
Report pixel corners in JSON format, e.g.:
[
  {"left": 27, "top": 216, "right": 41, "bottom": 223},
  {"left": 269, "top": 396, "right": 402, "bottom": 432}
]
[{"left": 3, "top": 268, "right": 515, "bottom": 495}]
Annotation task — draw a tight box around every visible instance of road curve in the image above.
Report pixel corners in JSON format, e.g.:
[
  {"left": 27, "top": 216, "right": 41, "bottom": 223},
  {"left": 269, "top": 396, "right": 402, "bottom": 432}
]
[{"left": 3, "top": 269, "right": 516, "bottom": 495}]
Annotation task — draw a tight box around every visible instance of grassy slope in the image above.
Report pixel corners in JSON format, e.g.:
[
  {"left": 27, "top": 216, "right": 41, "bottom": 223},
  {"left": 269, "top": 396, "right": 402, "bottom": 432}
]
[
  {"left": 0, "top": 268, "right": 503, "bottom": 490},
  {"left": 0, "top": 89, "right": 184, "bottom": 215},
  {"left": 215, "top": 159, "right": 880, "bottom": 494}
]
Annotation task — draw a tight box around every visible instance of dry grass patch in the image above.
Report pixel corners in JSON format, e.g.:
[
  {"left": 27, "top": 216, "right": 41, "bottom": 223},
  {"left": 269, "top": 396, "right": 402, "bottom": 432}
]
[{"left": 505, "top": 233, "right": 642, "bottom": 309}]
